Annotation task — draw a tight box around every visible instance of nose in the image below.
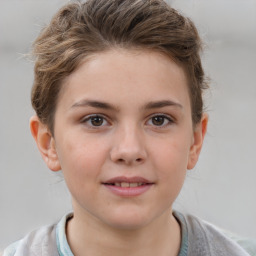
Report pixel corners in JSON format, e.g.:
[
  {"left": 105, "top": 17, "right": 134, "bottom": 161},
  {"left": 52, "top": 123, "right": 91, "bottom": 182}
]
[{"left": 110, "top": 125, "right": 147, "bottom": 165}]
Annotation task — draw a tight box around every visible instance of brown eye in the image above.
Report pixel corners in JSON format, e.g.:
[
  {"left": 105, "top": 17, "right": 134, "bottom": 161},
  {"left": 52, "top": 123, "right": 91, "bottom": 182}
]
[
  {"left": 152, "top": 116, "right": 165, "bottom": 126},
  {"left": 147, "top": 115, "right": 173, "bottom": 127},
  {"left": 82, "top": 115, "right": 108, "bottom": 128},
  {"left": 90, "top": 116, "right": 104, "bottom": 126}
]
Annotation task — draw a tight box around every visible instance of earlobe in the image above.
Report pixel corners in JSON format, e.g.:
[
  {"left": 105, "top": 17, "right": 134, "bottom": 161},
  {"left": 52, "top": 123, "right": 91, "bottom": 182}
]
[
  {"left": 187, "top": 113, "right": 208, "bottom": 170},
  {"left": 30, "top": 116, "right": 61, "bottom": 172}
]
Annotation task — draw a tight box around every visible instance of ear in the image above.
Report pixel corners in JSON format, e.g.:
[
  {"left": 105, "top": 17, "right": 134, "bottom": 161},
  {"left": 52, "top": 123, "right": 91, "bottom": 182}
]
[
  {"left": 187, "top": 113, "right": 208, "bottom": 170},
  {"left": 30, "top": 116, "right": 61, "bottom": 172}
]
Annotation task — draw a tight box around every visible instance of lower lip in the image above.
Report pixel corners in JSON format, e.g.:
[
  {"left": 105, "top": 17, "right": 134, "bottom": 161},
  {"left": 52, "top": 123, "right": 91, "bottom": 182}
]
[{"left": 103, "top": 184, "right": 153, "bottom": 197}]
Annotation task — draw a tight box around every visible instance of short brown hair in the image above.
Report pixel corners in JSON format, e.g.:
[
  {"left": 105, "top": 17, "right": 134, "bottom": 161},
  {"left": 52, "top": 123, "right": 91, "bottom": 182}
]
[{"left": 32, "top": 0, "right": 208, "bottom": 133}]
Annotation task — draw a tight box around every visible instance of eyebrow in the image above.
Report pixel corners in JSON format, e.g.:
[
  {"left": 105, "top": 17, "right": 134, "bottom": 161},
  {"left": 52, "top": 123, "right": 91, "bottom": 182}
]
[
  {"left": 71, "top": 99, "right": 182, "bottom": 111},
  {"left": 143, "top": 100, "right": 183, "bottom": 110},
  {"left": 71, "top": 100, "right": 118, "bottom": 111}
]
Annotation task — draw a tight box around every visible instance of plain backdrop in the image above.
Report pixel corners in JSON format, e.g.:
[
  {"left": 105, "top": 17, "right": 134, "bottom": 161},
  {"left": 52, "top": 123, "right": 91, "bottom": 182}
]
[{"left": 0, "top": 0, "right": 256, "bottom": 250}]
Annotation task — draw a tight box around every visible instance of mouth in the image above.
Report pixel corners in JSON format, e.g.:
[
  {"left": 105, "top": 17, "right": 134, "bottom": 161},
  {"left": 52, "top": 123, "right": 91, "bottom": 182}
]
[
  {"left": 102, "top": 176, "right": 154, "bottom": 197},
  {"left": 103, "top": 182, "right": 149, "bottom": 188}
]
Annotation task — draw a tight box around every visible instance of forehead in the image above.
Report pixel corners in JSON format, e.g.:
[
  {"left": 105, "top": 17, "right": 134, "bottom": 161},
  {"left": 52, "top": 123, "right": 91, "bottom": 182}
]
[{"left": 58, "top": 49, "right": 190, "bottom": 111}]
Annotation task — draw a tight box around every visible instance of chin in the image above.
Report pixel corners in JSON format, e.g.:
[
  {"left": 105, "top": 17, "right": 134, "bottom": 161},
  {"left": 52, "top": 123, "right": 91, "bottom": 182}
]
[
  {"left": 107, "top": 219, "right": 150, "bottom": 231},
  {"left": 102, "top": 209, "right": 154, "bottom": 231}
]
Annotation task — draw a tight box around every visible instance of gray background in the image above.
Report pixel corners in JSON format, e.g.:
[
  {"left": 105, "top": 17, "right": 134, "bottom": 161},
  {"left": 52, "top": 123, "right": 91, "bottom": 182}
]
[{"left": 0, "top": 0, "right": 256, "bottom": 250}]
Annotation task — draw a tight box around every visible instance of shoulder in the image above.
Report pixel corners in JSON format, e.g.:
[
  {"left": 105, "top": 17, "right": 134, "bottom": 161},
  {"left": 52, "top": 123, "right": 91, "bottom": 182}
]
[
  {"left": 215, "top": 226, "right": 256, "bottom": 256},
  {"left": 174, "top": 211, "right": 256, "bottom": 256},
  {"left": 3, "top": 224, "right": 58, "bottom": 256},
  {"left": 2, "top": 241, "right": 20, "bottom": 256}
]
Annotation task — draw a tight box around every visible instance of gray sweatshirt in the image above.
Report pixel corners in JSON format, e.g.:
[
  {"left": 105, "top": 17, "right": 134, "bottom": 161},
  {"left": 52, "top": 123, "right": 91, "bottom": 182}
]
[{"left": 3, "top": 212, "right": 255, "bottom": 256}]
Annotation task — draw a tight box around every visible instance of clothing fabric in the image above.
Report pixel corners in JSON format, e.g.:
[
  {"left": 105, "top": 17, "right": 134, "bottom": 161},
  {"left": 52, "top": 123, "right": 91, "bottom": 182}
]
[
  {"left": 173, "top": 212, "right": 256, "bottom": 256},
  {"left": 3, "top": 212, "right": 256, "bottom": 256}
]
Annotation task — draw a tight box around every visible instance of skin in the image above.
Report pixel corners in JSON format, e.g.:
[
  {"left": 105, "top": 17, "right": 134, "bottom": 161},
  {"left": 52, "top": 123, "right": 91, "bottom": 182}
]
[{"left": 30, "top": 49, "right": 208, "bottom": 256}]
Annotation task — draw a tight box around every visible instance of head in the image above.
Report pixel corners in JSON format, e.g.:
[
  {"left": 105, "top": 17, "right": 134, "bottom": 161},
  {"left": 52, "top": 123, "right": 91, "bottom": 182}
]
[
  {"left": 31, "top": 0, "right": 208, "bottom": 135},
  {"left": 30, "top": 0, "right": 208, "bottom": 230}
]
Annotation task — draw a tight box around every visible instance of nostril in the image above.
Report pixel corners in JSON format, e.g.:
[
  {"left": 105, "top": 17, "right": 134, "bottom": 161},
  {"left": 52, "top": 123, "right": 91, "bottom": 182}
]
[{"left": 116, "top": 158, "right": 143, "bottom": 164}]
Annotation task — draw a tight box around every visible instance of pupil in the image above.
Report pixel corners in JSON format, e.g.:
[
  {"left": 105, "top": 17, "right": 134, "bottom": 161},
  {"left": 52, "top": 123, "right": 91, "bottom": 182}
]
[
  {"left": 91, "top": 116, "right": 103, "bottom": 126},
  {"left": 152, "top": 116, "right": 164, "bottom": 126}
]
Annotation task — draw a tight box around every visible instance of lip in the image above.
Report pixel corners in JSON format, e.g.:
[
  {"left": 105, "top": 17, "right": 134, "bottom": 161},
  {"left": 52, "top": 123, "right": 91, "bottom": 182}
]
[
  {"left": 104, "top": 176, "right": 152, "bottom": 184},
  {"left": 102, "top": 176, "right": 154, "bottom": 197}
]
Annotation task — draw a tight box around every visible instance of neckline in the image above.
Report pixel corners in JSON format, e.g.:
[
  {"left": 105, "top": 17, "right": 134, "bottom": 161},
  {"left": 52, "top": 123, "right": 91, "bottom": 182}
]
[{"left": 56, "top": 211, "right": 188, "bottom": 256}]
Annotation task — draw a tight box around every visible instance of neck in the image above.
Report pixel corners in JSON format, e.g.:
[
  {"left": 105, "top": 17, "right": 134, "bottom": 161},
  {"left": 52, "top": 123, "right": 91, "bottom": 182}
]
[{"left": 66, "top": 208, "right": 181, "bottom": 256}]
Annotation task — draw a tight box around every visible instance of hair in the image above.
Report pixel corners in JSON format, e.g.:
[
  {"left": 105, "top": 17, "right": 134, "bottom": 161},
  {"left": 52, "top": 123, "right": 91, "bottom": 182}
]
[{"left": 31, "top": 0, "right": 208, "bottom": 133}]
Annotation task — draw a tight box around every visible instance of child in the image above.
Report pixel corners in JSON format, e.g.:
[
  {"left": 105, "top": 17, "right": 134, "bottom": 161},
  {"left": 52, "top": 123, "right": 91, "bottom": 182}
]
[{"left": 3, "top": 0, "right": 256, "bottom": 255}]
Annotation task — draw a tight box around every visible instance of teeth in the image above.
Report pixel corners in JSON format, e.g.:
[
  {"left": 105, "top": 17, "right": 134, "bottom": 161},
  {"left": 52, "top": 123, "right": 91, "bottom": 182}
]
[
  {"left": 113, "top": 182, "right": 144, "bottom": 187},
  {"left": 121, "top": 182, "right": 129, "bottom": 188}
]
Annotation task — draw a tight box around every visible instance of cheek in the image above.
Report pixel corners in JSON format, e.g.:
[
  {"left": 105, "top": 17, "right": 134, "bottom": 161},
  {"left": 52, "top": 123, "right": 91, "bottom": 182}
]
[
  {"left": 56, "top": 135, "right": 109, "bottom": 184},
  {"left": 147, "top": 139, "right": 189, "bottom": 207},
  {"left": 151, "top": 135, "right": 191, "bottom": 179}
]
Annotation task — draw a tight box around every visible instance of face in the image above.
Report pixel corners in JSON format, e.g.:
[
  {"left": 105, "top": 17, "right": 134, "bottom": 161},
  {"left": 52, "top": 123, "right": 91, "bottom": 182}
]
[{"left": 32, "top": 49, "right": 207, "bottom": 230}]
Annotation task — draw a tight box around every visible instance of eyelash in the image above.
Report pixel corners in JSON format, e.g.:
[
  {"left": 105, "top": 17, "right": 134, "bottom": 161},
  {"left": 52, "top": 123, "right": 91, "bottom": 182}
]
[
  {"left": 81, "top": 114, "right": 110, "bottom": 128},
  {"left": 146, "top": 114, "right": 174, "bottom": 128},
  {"left": 80, "top": 114, "right": 174, "bottom": 128}
]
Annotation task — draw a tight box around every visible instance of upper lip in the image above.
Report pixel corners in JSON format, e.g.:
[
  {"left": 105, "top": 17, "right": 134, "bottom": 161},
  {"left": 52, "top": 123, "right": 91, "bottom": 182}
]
[{"left": 103, "top": 176, "right": 153, "bottom": 184}]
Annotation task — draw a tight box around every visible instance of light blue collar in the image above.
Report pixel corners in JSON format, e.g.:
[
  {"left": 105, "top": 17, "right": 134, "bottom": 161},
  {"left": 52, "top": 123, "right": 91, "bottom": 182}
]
[
  {"left": 56, "top": 213, "right": 74, "bottom": 256},
  {"left": 55, "top": 211, "right": 188, "bottom": 256}
]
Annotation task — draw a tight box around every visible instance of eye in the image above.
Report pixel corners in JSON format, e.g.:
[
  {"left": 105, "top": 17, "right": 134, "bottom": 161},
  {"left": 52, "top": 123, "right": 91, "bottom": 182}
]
[
  {"left": 81, "top": 115, "right": 109, "bottom": 127},
  {"left": 147, "top": 114, "right": 173, "bottom": 127}
]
